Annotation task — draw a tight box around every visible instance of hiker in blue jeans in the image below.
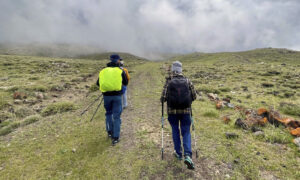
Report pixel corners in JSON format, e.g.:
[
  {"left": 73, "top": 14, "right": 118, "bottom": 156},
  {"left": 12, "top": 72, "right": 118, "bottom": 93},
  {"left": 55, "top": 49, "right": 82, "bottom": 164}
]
[
  {"left": 161, "top": 61, "right": 197, "bottom": 169},
  {"left": 96, "top": 54, "right": 128, "bottom": 145}
]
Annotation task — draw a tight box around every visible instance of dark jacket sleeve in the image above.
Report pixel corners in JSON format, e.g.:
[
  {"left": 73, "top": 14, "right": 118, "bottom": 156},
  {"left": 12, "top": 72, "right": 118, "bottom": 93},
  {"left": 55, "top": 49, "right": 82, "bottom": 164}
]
[
  {"left": 122, "top": 71, "right": 128, "bottom": 86},
  {"left": 187, "top": 78, "right": 197, "bottom": 101},
  {"left": 96, "top": 77, "right": 99, "bottom": 86}
]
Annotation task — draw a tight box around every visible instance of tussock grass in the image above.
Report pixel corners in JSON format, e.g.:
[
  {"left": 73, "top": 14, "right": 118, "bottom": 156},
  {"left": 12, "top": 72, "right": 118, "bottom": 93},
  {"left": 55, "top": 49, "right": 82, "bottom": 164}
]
[
  {"left": 0, "top": 100, "right": 9, "bottom": 110},
  {"left": 89, "top": 84, "right": 98, "bottom": 92},
  {"left": 21, "top": 115, "right": 40, "bottom": 126},
  {"left": 279, "top": 103, "right": 300, "bottom": 117},
  {"left": 15, "top": 107, "right": 34, "bottom": 118},
  {"left": 0, "top": 122, "right": 20, "bottom": 136},
  {"left": 41, "top": 102, "right": 76, "bottom": 116},
  {"left": 203, "top": 109, "right": 219, "bottom": 118},
  {"left": 264, "top": 125, "right": 293, "bottom": 144},
  {"left": 26, "top": 85, "right": 48, "bottom": 92}
]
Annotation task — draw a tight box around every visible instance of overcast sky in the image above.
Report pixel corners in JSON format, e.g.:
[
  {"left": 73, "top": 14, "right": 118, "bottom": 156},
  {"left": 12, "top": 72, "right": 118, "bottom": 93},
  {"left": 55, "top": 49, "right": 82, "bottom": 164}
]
[{"left": 0, "top": 0, "right": 300, "bottom": 57}]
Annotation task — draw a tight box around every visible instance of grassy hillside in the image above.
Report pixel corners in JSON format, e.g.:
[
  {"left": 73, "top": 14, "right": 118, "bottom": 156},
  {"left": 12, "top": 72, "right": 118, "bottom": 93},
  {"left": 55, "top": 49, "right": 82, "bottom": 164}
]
[{"left": 0, "top": 48, "right": 299, "bottom": 179}]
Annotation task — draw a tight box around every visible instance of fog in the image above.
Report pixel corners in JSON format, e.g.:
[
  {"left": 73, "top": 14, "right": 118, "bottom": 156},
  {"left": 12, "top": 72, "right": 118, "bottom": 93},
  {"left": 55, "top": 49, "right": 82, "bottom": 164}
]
[{"left": 1, "top": 0, "right": 300, "bottom": 58}]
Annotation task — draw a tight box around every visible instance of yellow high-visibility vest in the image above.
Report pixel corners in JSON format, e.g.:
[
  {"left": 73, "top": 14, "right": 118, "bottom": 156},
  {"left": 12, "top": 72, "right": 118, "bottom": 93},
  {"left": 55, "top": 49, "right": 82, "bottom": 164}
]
[{"left": 99, "top": 67, "right": 123, "bottom": 92}]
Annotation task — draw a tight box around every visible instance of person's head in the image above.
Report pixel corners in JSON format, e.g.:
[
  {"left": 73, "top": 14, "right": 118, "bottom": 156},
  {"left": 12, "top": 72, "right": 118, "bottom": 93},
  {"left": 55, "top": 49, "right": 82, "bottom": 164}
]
[
  {"left": 110, "top": 54, "right": 122, "bottom": 64},
  {"left": 171, "top": 61, "right": 182, "bottom": 74}
]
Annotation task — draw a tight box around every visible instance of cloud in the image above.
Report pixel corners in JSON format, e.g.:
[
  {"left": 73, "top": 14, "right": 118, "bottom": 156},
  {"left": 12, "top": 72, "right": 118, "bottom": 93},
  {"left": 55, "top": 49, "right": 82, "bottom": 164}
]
[{"left": 0, "top": 0, "right": 300, "bottom": 58}]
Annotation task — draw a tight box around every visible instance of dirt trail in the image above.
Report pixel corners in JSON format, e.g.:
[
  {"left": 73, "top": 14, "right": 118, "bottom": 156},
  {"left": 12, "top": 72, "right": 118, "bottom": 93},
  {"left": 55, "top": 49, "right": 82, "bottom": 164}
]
[{"left": 118, "top": 62, "right": 215, "bottom": 179}]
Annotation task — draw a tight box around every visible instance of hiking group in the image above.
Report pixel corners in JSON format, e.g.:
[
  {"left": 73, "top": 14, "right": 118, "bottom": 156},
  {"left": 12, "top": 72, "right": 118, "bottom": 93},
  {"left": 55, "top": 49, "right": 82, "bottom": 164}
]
[{"left": 95, "top": 54, "right": 197, "bottom": 169}]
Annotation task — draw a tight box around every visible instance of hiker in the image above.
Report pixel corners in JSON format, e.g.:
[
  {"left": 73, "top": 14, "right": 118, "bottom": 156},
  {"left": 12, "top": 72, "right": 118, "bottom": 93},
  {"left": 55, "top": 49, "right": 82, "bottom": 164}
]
[
  {"left": 161, "top": 61, "right": 197, "bottom": 169},
  {"left": 120, "top": 61, "right": 130, "bottom": 109},
  {"left": 96, "top": 54, "right": 128, "bottom": 145}
]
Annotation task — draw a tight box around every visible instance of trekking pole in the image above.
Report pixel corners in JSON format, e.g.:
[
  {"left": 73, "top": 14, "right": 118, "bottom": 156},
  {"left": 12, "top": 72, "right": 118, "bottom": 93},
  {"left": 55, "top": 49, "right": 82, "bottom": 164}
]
[
  {"left": 80, "top": 94, "right": 102, "bottom": 116},
  {"left": 161, "top": 102, "right": 164, "bottom": 160},
  {"left": 90, "top": 97, "right": 104, "bottom": 122},
  {"left": 191, "top": 107, "right": 199, "bottom": 158}
]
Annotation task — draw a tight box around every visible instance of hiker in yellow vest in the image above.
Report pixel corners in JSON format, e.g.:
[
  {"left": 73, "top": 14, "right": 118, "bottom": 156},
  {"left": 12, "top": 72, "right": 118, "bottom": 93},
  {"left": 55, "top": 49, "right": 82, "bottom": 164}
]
[
  {"left": 120, "top": 61, "right": 130, "bottom": 109},
  {"left": 96, "top": 54, "right": 128, "bottom": 145}
]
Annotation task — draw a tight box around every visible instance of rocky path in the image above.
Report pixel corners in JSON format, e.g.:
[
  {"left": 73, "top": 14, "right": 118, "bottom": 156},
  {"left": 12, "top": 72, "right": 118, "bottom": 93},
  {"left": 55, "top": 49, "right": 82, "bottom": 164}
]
[{"left": 118, "top": 62, "right": 214, "bottom": 179}]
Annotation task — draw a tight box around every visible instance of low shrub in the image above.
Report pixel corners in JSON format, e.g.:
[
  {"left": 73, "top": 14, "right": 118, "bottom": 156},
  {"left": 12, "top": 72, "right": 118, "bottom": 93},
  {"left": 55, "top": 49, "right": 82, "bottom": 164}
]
[{"left": 41, "top": 102, "right": 76, "bottom": 116}]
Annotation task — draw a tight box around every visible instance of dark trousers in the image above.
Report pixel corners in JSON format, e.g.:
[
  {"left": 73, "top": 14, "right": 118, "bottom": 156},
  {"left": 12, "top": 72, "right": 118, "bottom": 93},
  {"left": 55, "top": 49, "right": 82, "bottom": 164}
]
[
  {"left": 168, "top": 114, "right": 192, "bottom": 157},
  {"left": 103, "top": 95, "right": 123, "bottom": 138}
]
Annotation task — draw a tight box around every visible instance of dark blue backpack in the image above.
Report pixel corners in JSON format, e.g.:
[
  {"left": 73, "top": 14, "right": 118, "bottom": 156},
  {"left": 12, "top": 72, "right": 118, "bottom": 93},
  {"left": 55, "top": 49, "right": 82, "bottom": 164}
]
[{"left": 167, "top": 76, "right": 192, "bottom": 109}]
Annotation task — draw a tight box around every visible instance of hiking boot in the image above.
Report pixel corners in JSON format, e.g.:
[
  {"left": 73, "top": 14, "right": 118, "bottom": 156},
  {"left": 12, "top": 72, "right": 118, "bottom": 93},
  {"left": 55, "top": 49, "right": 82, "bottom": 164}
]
[
  {"left": 184, "top": 155, "right": 195, "bottom": 170},
  {"left": 107, "top": 131, "right": 112, "bottom": 138},
  {"left": 173, "top": 152, "right": 183, "bottom": 160},
  {"left": 112, "top": 138, "right": 119, "bottom": 146}
]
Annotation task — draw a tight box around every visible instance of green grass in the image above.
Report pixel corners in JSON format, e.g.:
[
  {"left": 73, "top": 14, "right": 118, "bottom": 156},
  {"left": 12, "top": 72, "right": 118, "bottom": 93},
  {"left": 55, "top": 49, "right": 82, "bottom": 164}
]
[
  {"left": 0, "top": 49, "right": 300, "bottom": 179},
  {"left": 41, "top": 102, "right": 76, "bottom": 116}
]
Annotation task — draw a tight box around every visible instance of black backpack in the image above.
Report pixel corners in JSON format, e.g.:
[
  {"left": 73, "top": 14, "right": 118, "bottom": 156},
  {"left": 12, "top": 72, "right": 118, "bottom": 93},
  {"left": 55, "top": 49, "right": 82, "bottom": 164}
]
[{"left": 167, "top": 76, "right": 192, "bottom": 109}]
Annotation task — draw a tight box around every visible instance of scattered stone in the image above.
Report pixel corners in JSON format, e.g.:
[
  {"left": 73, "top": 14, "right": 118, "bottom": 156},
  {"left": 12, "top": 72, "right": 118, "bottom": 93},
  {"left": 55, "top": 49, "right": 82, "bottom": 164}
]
[
  {"left": 52, "top": 94, "right": 59, "bottom": 98},
  {"left": 72, "top": 148, "right": 76, "bottom": 153},
  {"left": 0, "top": 167, "right": 4, "bottom": 171},
  {"left": 33, "top": 105, "right": 43, "bottom": 112},
  {"left": 281, "top": 164, "right": 287, "bottom": 168},
  {"left": 256, "top": 151, "right": 260, "bottom": 155},
  {"left": 251, "top": 126, "right": 262, "bottom": 132},
  {"left": 225, "top": 132, "right": 239, "bottom": 139},
  {"left": 290, "top": 128, "right": 300, "bottom": 137},
  {"left": 233, "top": 158, "right": 240, "bottom": 164},
  {"left": 23, "top": 99, "right": 38, "bottom": 105},
  {"left": 222, "top": 116, "right": 231, "bottom": 124},
  {"left": 0, "top": 77, "right": 9, "bottom": 81},
  {"left": 242, "top": 86, "right": 248, "bottom": 92},
  {"left": 50, "top": 86, "right": 63, "bottom": 92},
  {"left": 293, "top": 137, "right": 300, "bottom": 150},
  {"left": 63, "top": 83, "right": 71, "bottom": 89},
  {"left": 237, "top": 99, "right": 242, "bottom": 103},
  {"left": 35, "top": 92, "right": 44, "bottom": 99},
  {"left": 225, "top": 174, "right": 230, "bottom": 179},
  {"left": 253, "top": 131, "right": 265, "bottom": 137},
  {"left": 8, "top": 107, "right": 14, "bottom": 113},
  {"left": 13, "top": 92, "right": 27, "bottom": 100},
  {"left": 85, "top": 85, "right": 90, "bottom": 89},
  {"left": 261, "top": 83, "right": 274, "bottom": 88},
  {"left": 14, "top": 99, "right": 22, "bottom": 104},
  {"left": 222, "top": 98, "right": 231, "bottom": 103},
  {"left": 207, "top": 93, "right": 218, "bottom": 101},
  {"left": 216, "top": 101, "right": 225, "bottom": 109},
  {"left": 226, "top": 103, "right": 235, "bottom": 108},
  {"left": 235, "top": 118, "right": 248, "bottom": 130}
]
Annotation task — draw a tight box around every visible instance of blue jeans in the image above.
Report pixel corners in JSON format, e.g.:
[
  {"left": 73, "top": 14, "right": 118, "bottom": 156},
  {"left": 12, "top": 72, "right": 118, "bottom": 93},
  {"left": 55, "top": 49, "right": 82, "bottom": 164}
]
[
  {"left": 103, "top": 95, "right": 123, "bottom": 138},
  {"left": 122, "top": 89, "right": 128, "bottom": 108},
  {"left": 168, "top": 114, "right": 192, "bottom": 157}
]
